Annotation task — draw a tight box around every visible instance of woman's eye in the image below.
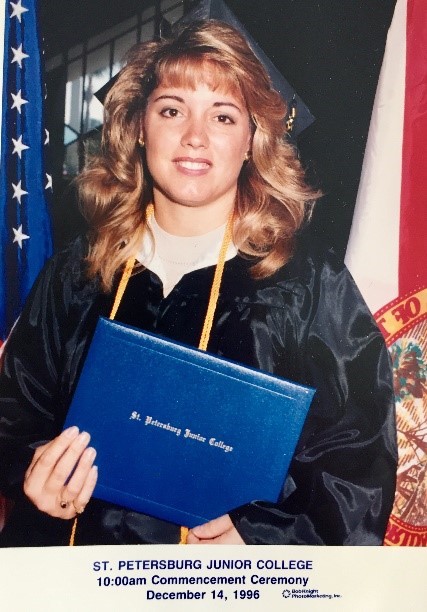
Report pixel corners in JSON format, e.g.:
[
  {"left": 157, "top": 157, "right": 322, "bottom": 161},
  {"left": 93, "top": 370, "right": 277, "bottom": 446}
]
[
  {"left": 215, "top": 114, "right": 235, "bottom": 124},
  {"left": 160, "top": 108, "right": 181, "bottom": 118}
]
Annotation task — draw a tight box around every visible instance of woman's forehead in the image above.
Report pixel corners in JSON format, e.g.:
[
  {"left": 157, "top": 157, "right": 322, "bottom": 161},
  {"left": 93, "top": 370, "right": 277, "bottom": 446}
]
[{"left": 155, "top": 58, "right": 244, "bottom": 101}]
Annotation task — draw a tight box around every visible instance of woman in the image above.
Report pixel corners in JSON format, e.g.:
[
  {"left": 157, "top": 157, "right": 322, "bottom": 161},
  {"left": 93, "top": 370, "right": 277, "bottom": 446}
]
[{"left": 0, "top": 20, "right": 396, "bottom": 546}]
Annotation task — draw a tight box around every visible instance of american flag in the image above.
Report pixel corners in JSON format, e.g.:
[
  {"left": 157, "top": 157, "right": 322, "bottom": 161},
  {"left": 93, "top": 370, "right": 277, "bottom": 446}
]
[{"left": 0, "top": 0, "right": 52, "bottom": 348}]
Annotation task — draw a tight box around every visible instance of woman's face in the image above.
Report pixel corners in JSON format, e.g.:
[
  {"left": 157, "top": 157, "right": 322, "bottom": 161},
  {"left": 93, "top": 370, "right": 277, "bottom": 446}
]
[{"left": 142, "top": 80, "right": 252, "bottom": 223}]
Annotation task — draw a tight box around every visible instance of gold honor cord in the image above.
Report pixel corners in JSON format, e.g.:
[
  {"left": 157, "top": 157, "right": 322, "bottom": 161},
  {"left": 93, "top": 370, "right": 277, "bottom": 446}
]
[{"left": 70, "top": 207, "right": 233, "bottom": 546}]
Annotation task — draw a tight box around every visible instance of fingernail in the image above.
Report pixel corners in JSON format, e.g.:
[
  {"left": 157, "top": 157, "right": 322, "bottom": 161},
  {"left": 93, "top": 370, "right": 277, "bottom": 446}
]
[
  {"left": 64, "top": 426, "right": 79, "bottom": 438},
  {"left": 77, "top": 431, "right": 90, "bottom": 445},
  {"left": 85, "top": 447, "right": 96, "bottom": 461}
]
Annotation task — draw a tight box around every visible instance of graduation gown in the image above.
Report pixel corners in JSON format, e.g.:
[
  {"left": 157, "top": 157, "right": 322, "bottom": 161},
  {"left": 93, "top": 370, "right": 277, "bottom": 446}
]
[{"left": 0, "top": 234, "right": 397, "bottom": 546}]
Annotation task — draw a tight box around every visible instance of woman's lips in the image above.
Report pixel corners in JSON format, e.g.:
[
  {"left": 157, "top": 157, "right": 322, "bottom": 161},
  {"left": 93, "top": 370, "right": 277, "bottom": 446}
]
[{"left": 173, "top": 157, "right": 211, "bottom": 174}]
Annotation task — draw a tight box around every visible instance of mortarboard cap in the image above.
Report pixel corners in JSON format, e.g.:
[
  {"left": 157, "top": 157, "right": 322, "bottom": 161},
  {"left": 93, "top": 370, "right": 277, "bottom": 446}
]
[
  {"left": 95, "top": 0, "right": 314, "bottom": 139},
  {"left": 171, "top": 0, "right": 314, "bottom": 138}
]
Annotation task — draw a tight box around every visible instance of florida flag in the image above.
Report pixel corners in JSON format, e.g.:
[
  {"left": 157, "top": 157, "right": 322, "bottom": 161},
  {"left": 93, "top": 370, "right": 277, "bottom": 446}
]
[{"left": 345, "top": 0, "right": 427, "bottom": 545}]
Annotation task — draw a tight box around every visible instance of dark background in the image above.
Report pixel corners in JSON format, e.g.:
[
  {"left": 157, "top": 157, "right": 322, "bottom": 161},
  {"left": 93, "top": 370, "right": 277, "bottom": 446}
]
[{"left": 40, "top": 0, "right": 397, "bottom": 256}]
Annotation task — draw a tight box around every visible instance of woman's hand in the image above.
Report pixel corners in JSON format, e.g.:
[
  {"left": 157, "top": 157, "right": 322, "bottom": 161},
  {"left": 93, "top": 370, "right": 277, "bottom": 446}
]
[
  {"left": 23, "top": 426, "right": 97, "bottom": 519},
  {"left": 187, "top": 514, "right": 245, "bottom": 544}
]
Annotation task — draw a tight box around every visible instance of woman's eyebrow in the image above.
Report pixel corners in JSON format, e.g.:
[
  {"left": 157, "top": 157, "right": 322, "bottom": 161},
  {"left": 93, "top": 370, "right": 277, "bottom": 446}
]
[
  {"left": 152, "top": 94, "right": 184, "bottom": 103},
  {"left": 152, "top": 94, "right": 242, "bottom": 113},
  {"left": 213, "top": 101, "right": 243, "bottom": 113}
]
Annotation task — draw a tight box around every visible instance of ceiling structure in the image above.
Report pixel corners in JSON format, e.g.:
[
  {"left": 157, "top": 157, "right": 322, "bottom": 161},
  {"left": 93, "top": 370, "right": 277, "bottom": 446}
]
[{"left": 40, "top": 0, "right": 148, "bottom": 58}]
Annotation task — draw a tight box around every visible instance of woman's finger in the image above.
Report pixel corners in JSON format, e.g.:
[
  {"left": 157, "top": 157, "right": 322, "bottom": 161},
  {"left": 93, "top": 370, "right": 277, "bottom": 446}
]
[
  {"left": 43, "top": 431, "right": 91, "bottom": 494},
  {"left": 186, "top": 531, "right": 201, "bottom": 544},
  {"left": 190, "top": 514, "right": 233, "bottom": 539},
  {"left": 61, "top": 446, "right": 96, "bottom": 502},
  {"left": 42, "top": 461, "right": 97, "bottom": 520},
  {"left": 25, "top": 426, "right": 80, "bottom": 480},
  {"left": 24, "top": 427, "right": 81, "bottom": 501},
  {"left": 188, "top": 526, "right": 244, "bottom": 545},
  {"left": 71, "top": 465, "right": 98, "bottom": 515},
  {"left": 187, "top": 515, "right": 244, "bottom": 544},
  {"left": 28, "top": 426, "right": 80, "bottom": 480},
  {"left": 25, "top": 441, "right": 50, "bottom": 481}
]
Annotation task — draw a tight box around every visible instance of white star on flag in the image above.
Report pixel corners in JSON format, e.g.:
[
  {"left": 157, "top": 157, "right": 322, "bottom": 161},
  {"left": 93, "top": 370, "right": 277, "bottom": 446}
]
[
  {"left": 12, "top": 134, "right": 29, "bottom": 158},
  {"left": 12, "top": 180, "right": 28, "bottom": 204},
  {"left": 12, "top": 225, "right": 30, "bottom": 248},
  {"left": 9, "top": 0, "right": 29, "bottom": 23},
  {"left": 11, "top": 44, "right": 29, "bottom": 68},
  {"left": 44, "top": 129, "right": 49, "bottom": 145},
  {"left": 1, "top": 0, "right": 53, "bottom": 346},
  {"left": 11, "top": 89, "right": 28, "bottom": 114},
  {"left": 45, "top": 173, "right": 52, "bottom": 190}
]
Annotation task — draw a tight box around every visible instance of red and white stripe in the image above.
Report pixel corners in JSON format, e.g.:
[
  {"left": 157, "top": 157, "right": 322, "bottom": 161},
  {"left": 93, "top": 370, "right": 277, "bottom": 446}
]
[{"left": 345, "top": 0, "right": 427, "bottom": 314}]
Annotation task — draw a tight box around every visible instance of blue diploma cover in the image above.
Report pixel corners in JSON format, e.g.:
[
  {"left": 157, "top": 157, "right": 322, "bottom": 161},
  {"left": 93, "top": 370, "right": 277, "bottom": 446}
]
[{"left": 64, "top": 318, "right": 315, "bottom": 527}]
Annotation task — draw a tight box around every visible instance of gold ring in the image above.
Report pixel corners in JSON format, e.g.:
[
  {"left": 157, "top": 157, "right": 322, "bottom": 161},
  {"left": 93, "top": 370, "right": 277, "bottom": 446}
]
[{"left": 72, "top": 501, "right": 86, "bottom": 515}]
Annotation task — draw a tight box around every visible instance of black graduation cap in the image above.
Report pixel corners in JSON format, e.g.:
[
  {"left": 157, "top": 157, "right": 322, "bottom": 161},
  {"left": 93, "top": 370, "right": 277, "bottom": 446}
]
[
  {"left": 171, "top": 0, "right": 314, "bottom": 138},
  {"left": 95, "top": 0, "right": 314, "bottom": 138}
]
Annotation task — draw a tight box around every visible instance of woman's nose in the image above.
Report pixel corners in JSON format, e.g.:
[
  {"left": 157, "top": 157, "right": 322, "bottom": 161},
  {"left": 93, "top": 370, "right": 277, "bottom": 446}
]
[{"left": 181, "top": 117, "right": 209, "bottom": 149}]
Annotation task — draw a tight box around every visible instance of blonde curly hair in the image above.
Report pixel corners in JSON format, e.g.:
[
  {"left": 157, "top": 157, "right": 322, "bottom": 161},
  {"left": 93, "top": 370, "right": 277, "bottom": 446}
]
[{"left": 78, "top": 20, "right": 319, "bottom": 291}]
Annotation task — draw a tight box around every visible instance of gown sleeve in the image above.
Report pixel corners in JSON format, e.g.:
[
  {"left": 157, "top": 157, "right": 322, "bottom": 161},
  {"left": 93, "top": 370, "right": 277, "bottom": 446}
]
[
  {"left": 0, "top": 237, "right": 103, "bottom": 499},
  {"left": 229, "top": 248, "right": 398, "bottom": 545}
]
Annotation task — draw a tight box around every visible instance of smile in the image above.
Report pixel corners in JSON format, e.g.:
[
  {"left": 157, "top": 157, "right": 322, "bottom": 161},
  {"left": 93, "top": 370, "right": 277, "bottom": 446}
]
[{"left": 174, "top": 158, "right": 211, "bottom": 171}]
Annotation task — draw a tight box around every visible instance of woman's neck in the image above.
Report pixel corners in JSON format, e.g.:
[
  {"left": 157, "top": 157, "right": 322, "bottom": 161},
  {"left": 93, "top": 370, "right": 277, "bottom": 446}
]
[{"left": 152, "top": 192, "right": 235, "bottom": 237}]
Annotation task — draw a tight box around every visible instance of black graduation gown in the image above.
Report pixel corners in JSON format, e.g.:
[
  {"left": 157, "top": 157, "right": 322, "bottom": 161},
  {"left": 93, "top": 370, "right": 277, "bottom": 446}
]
[{"left": 0, "top": 235, "right": 397, "bottom": 546}]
